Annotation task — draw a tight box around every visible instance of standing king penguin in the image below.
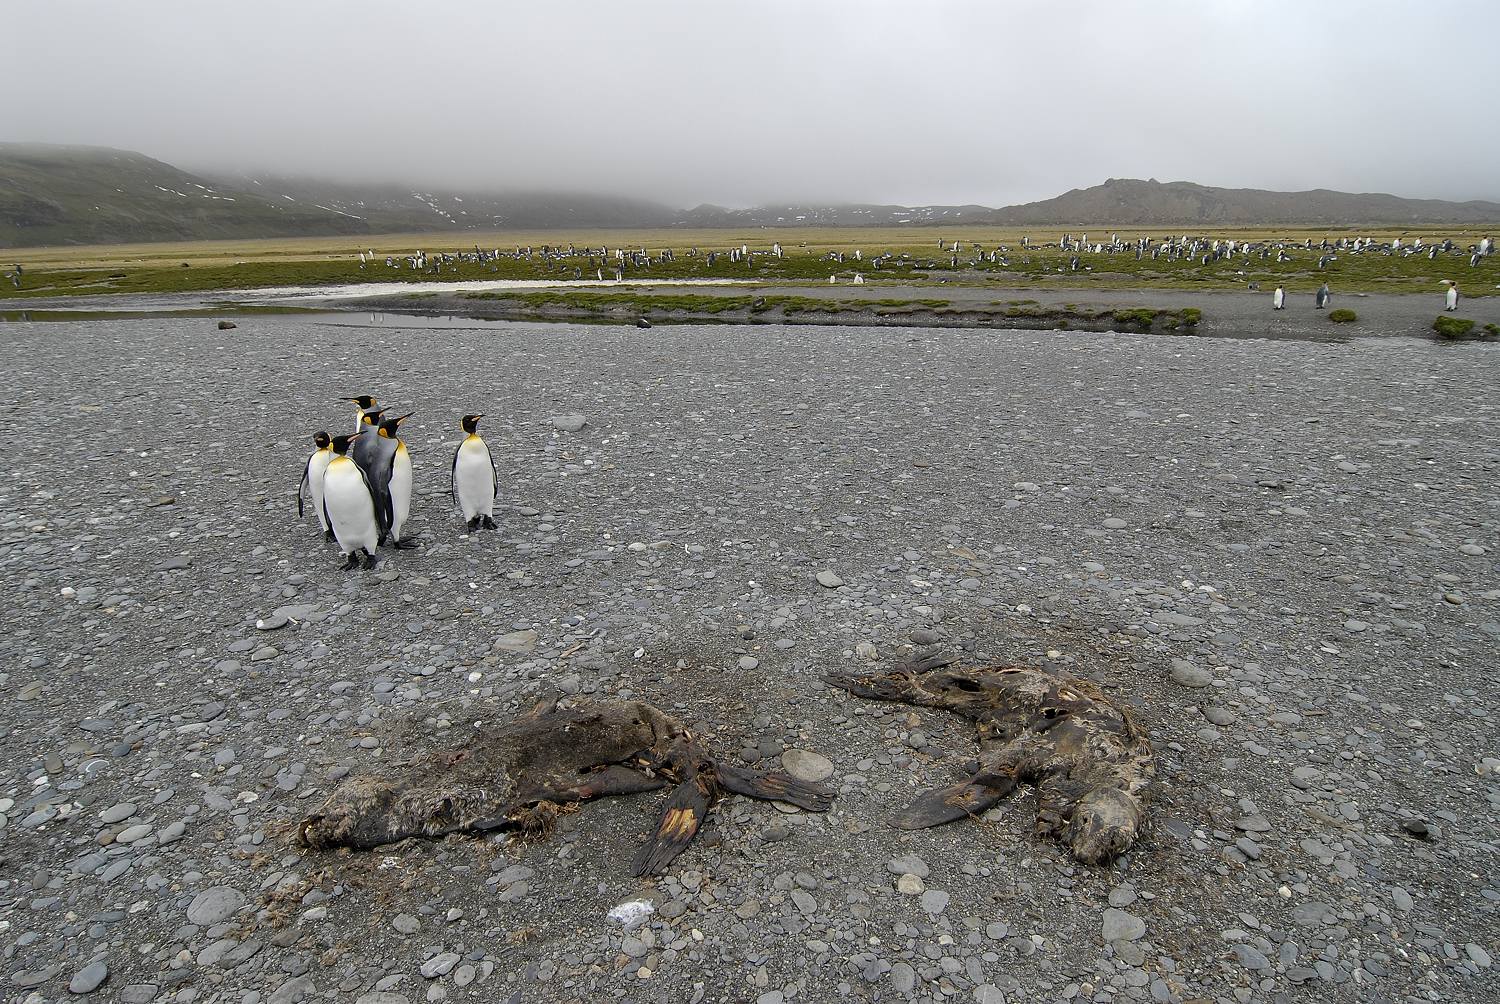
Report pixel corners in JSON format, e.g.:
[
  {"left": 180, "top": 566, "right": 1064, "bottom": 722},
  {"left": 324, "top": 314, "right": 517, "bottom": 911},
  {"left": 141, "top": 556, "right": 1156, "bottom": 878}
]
[
  {"left": 297, "top": 431, "right": 335, "bottom": 538},
  {"left": 350, "top": 408, "right": 393, "bottom": 543},
  {"left": 1445, "top": 283, "right": 1459, "bottom": 311},
  {"left": 451, "top": 414, "right": 498, "bottom": 531},
  {"left": 374, "top": 413, "right": 417, "bottom": 548},
  {"left": 1272, "top": 286, "right": 1285, "bottom": 310},
  {"left": 321, "top": 433, "right": 381, "bottom": 569}
]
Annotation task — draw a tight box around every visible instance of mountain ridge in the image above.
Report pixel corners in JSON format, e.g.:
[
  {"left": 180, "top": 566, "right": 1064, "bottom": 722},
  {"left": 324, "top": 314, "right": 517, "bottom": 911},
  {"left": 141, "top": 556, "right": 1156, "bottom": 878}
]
[{"left": 3, "top": 143, "right": 1497, "bottom": 248}]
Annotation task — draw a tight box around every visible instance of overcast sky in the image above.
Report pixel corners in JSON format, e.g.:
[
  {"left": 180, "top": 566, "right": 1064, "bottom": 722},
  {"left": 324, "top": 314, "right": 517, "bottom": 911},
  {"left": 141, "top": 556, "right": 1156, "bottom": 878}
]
[{"left": 5, "top": 1, "right": 1497, "bottom": 208}]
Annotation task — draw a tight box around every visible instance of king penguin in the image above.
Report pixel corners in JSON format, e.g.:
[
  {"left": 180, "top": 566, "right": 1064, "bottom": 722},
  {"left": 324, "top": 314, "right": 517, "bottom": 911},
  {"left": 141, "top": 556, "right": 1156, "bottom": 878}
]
[
  {"left": 321, "top": 433, "right": 381, "bottom": 569},
  {"left": 297, "top": 431, "right": 335, "bottom": 539},
  {"left": 345, "top": 395, "right": 380, "bottom": 433},
  {"left": 374, "top": 412, "right": 417, "bottom": 548},
  {"left": 451, "top": 414, "right": 498, "bottom": 531},
  {"left": 350, "top": 408, "right": 393, "bottom": 542},
  {"left": 1315, "top": 283, "right": 1330, "bottom": 309},
  {"left": 1272, "top": 286, "right": 1285, "bottom": 310},
  {"left": 1445, "top": 283, "right": 1459, "bottom": 311}
]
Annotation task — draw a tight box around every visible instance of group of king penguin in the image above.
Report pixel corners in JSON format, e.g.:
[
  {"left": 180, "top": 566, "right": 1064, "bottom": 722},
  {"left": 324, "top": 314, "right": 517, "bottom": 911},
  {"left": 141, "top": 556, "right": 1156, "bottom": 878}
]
[{"left": 296, "top": 395, "right": 499, "bottom": 569}]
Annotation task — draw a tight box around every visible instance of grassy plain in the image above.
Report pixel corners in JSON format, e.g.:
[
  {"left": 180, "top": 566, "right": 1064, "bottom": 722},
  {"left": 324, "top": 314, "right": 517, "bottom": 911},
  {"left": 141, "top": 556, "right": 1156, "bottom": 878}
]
[{"left": 2, "top": 225, "right": 1494, "bottom": 299}]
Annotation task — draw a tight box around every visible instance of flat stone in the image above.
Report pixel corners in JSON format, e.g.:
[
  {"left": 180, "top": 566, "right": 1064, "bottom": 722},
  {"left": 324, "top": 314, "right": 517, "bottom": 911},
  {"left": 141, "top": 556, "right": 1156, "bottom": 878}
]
[
  {"left": 816, "top": 570, "right": 844, "bottom": 588},
  {"left": 886, "top": 854, "right": 930, "bottom": 878},
  {"left": 1169, "top": 658, "right": 1213, "bottom": 688},
  {"left": 114, "top": 823, "right": 152, "bottom": 843},
  {"left": 493, "top": 630, "right": 538, "bottom": 653},
  {"left": 549, "top": 414, "right": 587, "bottom": 432},
  {"left": 69, "top": 961, "right": 109, "bottom": 994},
  {"left": 920, "top": 889, "right": 950, "bottom": 915},
  {"left": 1102, "top": 907, "right": 1146, "bottom": 942},
  {"left": 781, "top": 749, "right": 835, "bottom": 782},
  {"left": 99, "top": 802, "right": 136, "bottom": 824},
  {"left": 186, "top": 886, "right": 245, "bottom": 925},
  {"left": 421, "top": 952, "right": 460, "bottom": 978}
]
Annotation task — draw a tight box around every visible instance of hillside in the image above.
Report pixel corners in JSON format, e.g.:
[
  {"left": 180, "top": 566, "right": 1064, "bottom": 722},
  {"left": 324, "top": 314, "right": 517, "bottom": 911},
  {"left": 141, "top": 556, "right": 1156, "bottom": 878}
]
[
  {"left": 215, "top": 174, "right": 679, "bottom": 234},
  {"left": 0, "top": 144, "right": 370, "bottom": 246},
  {"left": 4, "top": 145, "right": 1497, "bottom": 248},
  {"left": 0, "top": 145, "right": 677, "bottom": 248},
  {"left": 978, "top": 178, "right": 1500, "bottom": 226}
]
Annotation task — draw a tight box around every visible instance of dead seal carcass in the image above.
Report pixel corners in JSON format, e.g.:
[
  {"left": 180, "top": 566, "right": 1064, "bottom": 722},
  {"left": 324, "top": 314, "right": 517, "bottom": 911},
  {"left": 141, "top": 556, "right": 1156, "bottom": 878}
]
[
  {"left": 298, "top": 694, "right": 834, "bottom": 875},
  {"left": 825, "top": 655, "right": 1152, "bottom": 864}
]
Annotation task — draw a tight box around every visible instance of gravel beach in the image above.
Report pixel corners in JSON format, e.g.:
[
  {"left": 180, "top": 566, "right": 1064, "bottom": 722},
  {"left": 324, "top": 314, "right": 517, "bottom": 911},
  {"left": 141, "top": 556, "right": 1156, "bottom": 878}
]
[{"left": 2, "top": 316, "right": 1496, "bottom": 1004}]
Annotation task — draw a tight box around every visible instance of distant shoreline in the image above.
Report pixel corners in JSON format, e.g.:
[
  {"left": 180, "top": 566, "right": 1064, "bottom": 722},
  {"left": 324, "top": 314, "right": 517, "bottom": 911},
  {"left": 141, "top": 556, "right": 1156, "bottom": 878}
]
[{"left": 336, "top": 284, "right": 1497, "bottom": 343}]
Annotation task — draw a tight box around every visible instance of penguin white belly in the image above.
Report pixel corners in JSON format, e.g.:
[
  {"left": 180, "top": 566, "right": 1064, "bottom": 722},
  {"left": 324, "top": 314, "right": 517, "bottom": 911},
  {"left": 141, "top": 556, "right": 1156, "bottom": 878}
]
[
  {"left": 307, "top": 451, "right": 333, "bottom": 531},
  {"left": 390, "top": 445, "right": 413, "bottom": 540},
  {"left": 455, "top": 438, "right": 495, "bottom": 520},
  {"left": 323, "top": 458, "right": 379, "bottom": 554}
]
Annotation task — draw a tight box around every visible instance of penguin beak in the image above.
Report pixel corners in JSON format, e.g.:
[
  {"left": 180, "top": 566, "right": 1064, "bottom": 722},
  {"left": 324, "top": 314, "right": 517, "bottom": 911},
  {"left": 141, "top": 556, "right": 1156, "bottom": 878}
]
[{"left": 396, "top": 412, "right": 415, "bottom": 424}]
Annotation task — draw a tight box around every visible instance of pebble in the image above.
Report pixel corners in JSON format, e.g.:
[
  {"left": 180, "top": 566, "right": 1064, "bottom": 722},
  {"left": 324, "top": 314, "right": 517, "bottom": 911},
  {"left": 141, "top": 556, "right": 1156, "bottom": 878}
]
[
  {"left": 68, "top": 961, "right": 109, "bottom": 994},
  {"left": 186, "top": 886, "right": 245, "bottom": 925},
  {"left": 781, "top": 749, "right": 835, "bottom": 782},
  {"left": 1102, "top": 908, "right": 1146, "bottom": 942},
  {"left": 493, "top": 630, "right": 538, "bottom": 653},
  {"left": 815, "top": 570, "right": 844, "bottom": 588},
  {"left": 1168, "top": 658, "right": 1213, "bottom": 688}
]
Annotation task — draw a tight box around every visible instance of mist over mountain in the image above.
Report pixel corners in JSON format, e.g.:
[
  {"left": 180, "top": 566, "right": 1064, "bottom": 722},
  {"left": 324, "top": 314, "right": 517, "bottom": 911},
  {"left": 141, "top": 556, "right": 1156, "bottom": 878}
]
[{"left": 3, "top": 144, "right": 1497, "bottom": 249}]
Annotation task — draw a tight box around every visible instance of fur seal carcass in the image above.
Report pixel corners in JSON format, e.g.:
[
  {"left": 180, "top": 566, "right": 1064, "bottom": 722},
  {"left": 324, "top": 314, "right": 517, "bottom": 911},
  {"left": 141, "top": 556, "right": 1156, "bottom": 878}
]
[
  {"left": 298, "top": 694, "right": 835, "bottom": 875},
  {"left": 825, "top": 655, "right": 1152, "bottom": 864}
]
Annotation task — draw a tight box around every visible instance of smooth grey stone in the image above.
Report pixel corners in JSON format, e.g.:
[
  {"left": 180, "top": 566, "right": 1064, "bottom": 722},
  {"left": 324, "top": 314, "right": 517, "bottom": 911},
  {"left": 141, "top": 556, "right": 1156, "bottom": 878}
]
[{"left": 186, "top": 886, "right": 245, "bottom": 925}]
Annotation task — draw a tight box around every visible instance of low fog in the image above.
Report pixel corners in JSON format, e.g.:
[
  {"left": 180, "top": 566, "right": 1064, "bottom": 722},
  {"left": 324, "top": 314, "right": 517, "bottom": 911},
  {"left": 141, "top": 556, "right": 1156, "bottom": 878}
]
[{"left": 5, "top": 0, "right": 1497, "bottom": 208}]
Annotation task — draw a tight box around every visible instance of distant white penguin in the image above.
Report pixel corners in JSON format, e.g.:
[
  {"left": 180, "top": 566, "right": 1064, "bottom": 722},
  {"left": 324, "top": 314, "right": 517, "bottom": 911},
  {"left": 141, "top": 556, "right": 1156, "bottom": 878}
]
[
  {"left": 1272, "top": 287, "right": 1285, "bottom": 310},
  {"left": 1445, "top": 284, "right": 1459, "bottom": 311}
]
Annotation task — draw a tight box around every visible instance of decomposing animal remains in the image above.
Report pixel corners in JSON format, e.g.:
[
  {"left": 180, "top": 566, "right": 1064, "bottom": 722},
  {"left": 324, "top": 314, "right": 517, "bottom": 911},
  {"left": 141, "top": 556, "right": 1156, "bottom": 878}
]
[
  {"left": 298, "top": 695, "right": 834, "bottom": 875},
  {"left": 825, "top": 655, "right": 1152, "bottom": 864}
]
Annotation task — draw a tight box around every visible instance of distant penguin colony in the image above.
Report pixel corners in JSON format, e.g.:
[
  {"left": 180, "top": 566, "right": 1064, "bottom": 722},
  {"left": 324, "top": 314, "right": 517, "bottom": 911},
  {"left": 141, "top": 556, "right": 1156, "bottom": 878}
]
[{"left": 296, "top": 397, "right": 504, "bottom": 569}]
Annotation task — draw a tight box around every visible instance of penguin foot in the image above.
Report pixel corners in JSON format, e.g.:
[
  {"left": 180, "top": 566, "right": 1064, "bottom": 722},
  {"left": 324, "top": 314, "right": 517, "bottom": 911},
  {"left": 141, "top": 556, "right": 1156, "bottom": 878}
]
[
  {"left": 341, "top": 555, "right": 360, "bottom": 571},
  {"left": 481, "top": 516, "right": 497, "bottom": 530},
  {"left": 362, "top": 551, "right": 378, "bottom": 570},
  {"left": 466, "top": 517, "right": 480, "bottom": 532},
  {"left": 392, "top": 538, "right": 418, "bottom": 550}
]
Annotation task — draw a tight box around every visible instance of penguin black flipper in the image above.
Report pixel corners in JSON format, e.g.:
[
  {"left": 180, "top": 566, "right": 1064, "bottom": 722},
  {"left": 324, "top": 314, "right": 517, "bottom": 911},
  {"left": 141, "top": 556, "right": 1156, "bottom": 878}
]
[
  {"left": 450, "top": 445, "right": 461, "bottom": 512},
  {"left": 367, "top": 454, "right": 396, "bottom": 541},
  {"left": 351, "top": 462, "right": 387, "bottom": 538},
  {"left": 296, "top": 467, "right": 307, "bottom": 517}
]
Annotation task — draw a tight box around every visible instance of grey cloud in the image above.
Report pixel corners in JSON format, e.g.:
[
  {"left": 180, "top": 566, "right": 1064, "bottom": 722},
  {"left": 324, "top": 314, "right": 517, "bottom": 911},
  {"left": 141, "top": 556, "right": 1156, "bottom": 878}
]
[{"left": 4, "top": 0, "right": 1496, "bottom": 207}]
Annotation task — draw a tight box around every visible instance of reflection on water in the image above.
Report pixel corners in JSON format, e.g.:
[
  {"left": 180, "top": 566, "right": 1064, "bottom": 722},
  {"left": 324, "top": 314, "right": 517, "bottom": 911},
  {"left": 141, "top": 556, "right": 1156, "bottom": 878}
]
[{"left": 1, "top": 308, "right": 603, "bottom": 330}]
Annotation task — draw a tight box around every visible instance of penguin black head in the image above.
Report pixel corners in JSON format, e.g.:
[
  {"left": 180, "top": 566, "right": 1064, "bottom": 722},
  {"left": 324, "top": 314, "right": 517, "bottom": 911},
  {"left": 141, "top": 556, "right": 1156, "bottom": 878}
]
[
  {"left": 313, "top": 431, "right": 331, "bottom": 449},
  {"left": 359, "top": 407, "right": 387, "bottom": 428},
  {"left": 346, "top": 395, "right": 377, "bottom": 410},
  {"left": 331, "top": 433, "right": 362, "bottom": 455},
  {"left": 379, "top": 412, "right": 414, "bottom": 438},
  {"left": 460, "top": 414, "right": 484, "bottom": 435}
]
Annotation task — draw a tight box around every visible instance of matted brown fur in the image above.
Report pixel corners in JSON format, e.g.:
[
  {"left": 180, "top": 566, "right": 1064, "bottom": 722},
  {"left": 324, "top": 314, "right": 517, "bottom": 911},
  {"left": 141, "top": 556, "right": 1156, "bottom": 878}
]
[
  {"left": 826, "top": 655, "right": 1153, "bottom": 864},
  {"left": 297, "top": 694, "right": 834, "bottom": 875}
]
